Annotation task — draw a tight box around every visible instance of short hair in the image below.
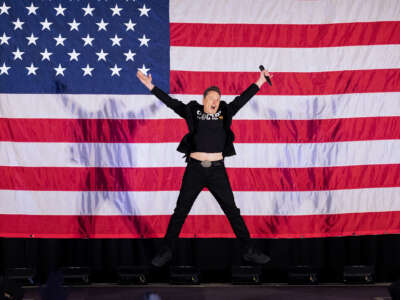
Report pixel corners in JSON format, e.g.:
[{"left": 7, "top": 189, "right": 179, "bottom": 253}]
[{"left": 203, "top": 86, "right": 221, "bottom": 98}]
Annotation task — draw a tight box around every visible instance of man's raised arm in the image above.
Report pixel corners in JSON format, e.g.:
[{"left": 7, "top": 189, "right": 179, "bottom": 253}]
[
  {"left": 228, "top": 69, "right": 273, "bottom": 116},
  {"left": 136, "top": 70, "right": 187, "bottom": 118}
]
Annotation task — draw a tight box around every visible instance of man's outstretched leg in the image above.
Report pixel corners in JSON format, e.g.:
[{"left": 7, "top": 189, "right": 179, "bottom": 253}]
[
  {"left": 206, "top": 165, "right": 270, "bottom": 264},
  {"left": 152, "top": 163, "right": 206, "bottom": 267}
]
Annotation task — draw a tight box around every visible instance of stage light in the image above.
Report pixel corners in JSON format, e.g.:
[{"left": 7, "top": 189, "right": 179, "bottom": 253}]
[
  {"left": 117, "top": 266, "right": 148, "bottom": 284},
  {"left": 169, "top": 266, "right": 201, "bottom": 285},
  {"left": 61, "top": 266, "right": 90, "bottom": 285},
  {"left": 5, "top": 267, "right": 36, "bottom": 286},
  {"left": 343, "top": 265, "right": 375, "bottom": 284},
  {"left": 288, "top": 265, "right": 319, "bottom": 285},
  {"left": 231, "top": 266, "right": 262, "bottom": 284}
]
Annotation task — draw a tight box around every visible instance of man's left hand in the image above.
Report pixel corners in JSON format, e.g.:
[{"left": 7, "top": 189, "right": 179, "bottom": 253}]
[{"left": 256, "top": 69, "right": 273, "bottom": 88}]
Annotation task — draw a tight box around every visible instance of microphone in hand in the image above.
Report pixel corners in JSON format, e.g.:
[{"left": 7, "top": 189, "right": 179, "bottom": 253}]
[{"left": 259, "top": 65, "right": 272, "bottom": 86}]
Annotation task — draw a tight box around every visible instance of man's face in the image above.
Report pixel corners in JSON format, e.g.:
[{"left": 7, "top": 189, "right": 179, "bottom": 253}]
[{"left": 203, "top": 91, "right": 221, "bottom": 114}]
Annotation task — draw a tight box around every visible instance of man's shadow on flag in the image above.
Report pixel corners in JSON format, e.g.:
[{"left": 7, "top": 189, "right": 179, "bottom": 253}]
[{"left": 56, "top": 81, "right": 172, "bottom": 239}]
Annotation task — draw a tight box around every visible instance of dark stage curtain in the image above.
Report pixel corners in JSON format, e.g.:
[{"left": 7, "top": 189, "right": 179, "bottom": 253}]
[{"left": 1, "top": 235, "right": 400, "bottom": 283}]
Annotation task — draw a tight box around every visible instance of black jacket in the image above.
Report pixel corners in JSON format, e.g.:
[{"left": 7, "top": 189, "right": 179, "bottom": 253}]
[{"left": 151, "top": 84, "right": 260, "bottom": 157}]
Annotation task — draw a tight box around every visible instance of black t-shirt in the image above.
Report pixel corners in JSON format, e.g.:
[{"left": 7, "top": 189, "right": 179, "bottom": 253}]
[{"left": 193, "top": 109, "right": 226, "bottom": 153}]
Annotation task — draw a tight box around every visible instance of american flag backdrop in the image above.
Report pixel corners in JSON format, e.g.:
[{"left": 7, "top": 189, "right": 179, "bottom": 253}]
[{"left": 0, "top": 0, "right": 399, "bottom": 238}]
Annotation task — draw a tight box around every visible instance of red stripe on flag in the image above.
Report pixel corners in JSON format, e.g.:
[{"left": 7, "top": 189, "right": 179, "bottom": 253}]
[
  {"left": 1, "top": 117, "right": 399, "bottom": 143},
  {"left": 0, "top": 211, "right": 399, "bottom": 238},
  {"left": 0, "top": 118, "right": 186, "bottom": 143},
  {"left": 233, "top": 117, "right": 400, "bottom": 143},
  {"left": 170, "top": 69, "right": 400, "bottom": 95},
  {"left": 1, "top": 164, "right": 400, "bottom": 191},
  {"left": 170, "top": 21, "right": 400, "bottom": 47}
]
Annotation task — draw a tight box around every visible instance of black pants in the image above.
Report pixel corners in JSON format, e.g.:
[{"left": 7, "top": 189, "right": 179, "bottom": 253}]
[{"left": 163, "top": 159, "right": 251, "bottom": 248}]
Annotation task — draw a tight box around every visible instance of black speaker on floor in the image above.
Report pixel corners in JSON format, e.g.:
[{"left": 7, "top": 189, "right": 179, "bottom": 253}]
[
  {"left": 388, "top": 280, "right": 400, "bottom": 300},
  {"left": 5, "top": 268, "right": 36, "bottom": 286},
  {"left": 231, "top": 266, "right": 262, "bottom": 284},
  {"left": 288, "top": 265, "right": 319, "bottom": 284},
  {"left": 61, "top": 266, "right": 90, "bottom": 285},
  {"left": 0, "top": 277, "right": 24, "bottom": 300},
  {"left": 169, "top": 266, "right": 201, "bottom": 284},
  {"left": 117, "top": 266, "right": 148, "bottom": 284},
  {"left": 343, "top": 265, "right": 374, "bottom": 284}
]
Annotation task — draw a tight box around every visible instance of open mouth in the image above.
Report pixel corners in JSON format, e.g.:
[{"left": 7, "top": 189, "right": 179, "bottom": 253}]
[{"left": 211, "top": 105, "right": 216, "bottom": 110}]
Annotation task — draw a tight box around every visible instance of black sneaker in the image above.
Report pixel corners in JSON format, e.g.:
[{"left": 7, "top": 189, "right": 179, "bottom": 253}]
[
  {"left": 151, "top": 246, "right": 172, "bottom": 268},
  {"left": 243, "top": 247, "right": 271, "bottom": 265}
]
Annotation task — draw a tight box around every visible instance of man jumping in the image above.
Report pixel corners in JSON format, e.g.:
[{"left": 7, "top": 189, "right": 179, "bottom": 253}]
[{"left": 136, "top": 69, "right": 272, "bottom": 267}]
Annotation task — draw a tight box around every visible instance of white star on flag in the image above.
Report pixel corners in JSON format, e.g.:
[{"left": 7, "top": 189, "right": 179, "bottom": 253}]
[
  {"left": 0, "top": 32, "right": 10, "bottom": 45},
  {"left": 26, "top": 3, "right": 38, "bottom": 15},
  {"left": 96, "top": 49, "right": 108, "bottom": 62},
  {"left": 12, "top": 48, "right": 24, "bottom": 60},
  {"left": 82, "top": 64, "right": 94, "bottom": 76},
  {"left": 26, "top": 63, "right": 38, "bottom": 75},
  {"left": 40, "top": 18, "right": 52, "bottom": 31},
  {"left": 40, "top": 48, "right": 53, "bottom": 61},
  {"left": 82, "top": 34, "right": 94, "bottom": 46},
  {"left": 54, "top": 64, "right": 66, "bottom": 76},
  {"left": 138, "top": 34, "right": 150, "bottom": 47},
  {"left": 110, "top": 34, "right": 122, "bottom": 47},
  {"left": 0, "top": 62, "right": 10, "bottom": 75},
  {"left": 0, "top": 2, "right": 10, "bottom": 15},
  {"left": 123, "top": 50, "right": 136, "bottom": 62},
  {"left": 138, "top": 4, "right": 151, "bottom": 17},
  {"left": 110, "top": 64, "right": 122, "bottom": 77},
  {"left": 26, "top": 33, "right": 38, "bottom": 46},
  {"left": 96, "top": 19, "right": 108, "bottom": 31},
  {"left": 67, "top": 49, "right": 80, "bottom": 62},
  {"left": 124, "top": 19, "right": 136, "bottom": 31},
  {"left": 110, "top": 4, "right": 123, "bottom": 16},
  {"left": 138, "top": 64, "right": 150, "bottom": 75},
  {"left": 54, "top": 4, "right": 66, "bottom": 16},
  {"left": 68, "top": 19, "right": 80, "bottom": 31},
  {"left": 54, "top": 34, "right": 66, "bottom": 46},
  {"left": 82, "top": 4, "right": 95, "bottom": 16},
  {"left": 12, "top": 18, "right": 24, "bottom": 30}
]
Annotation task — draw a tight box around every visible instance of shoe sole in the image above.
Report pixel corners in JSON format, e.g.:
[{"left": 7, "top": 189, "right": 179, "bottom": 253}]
[
  {"left": 243, "top": 255, "right": 271, "bottom": 265},
  {"left": 152, "top": 260, "right": 168, "bottom": 268},
  {"left": 151, "top": 260, "right": 161, "bottom": 268},
  {"left": 151, "top": 256, "right": 172, "bottom": 268}
]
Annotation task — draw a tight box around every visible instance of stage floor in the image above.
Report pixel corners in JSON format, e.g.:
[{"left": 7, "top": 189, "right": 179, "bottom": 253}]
[{"left": 22, "top": 283, "right": 392, "bottom": 300}]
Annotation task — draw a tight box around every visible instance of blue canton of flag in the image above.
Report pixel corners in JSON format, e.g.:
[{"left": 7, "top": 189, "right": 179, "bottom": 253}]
[{"left": 0, "top": 0, "right": 170, "bottom": 94}]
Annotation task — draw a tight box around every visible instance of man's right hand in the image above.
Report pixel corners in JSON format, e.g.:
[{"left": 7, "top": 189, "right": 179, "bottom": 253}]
[{"left": 136, "top": 70, "right": 155, "bottom": 91}]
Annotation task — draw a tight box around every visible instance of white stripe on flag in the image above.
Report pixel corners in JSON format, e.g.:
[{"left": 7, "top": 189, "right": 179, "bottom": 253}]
[
  {"left": 170, "top": 0, "right": 400, "bottom": 24},
  {"left": 1, "top": 140, "right": 399, "bottom": 168},
  {"left": 171, "top": 45, "right": 400, "bottom": 72},
  {"left": 1, "top": 187, "right": 399, "bottom": 215},
  {"left": 1, "top": 93, "right": 399, "bottom": 120}
]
